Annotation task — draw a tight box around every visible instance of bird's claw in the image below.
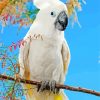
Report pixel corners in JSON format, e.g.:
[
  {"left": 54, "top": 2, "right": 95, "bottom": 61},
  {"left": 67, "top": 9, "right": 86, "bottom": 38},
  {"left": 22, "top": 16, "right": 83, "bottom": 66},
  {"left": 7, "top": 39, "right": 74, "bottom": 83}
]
[
  {"left": 49, "top": 80, "right": 59, "bottom": 94},
  {"left": 37, "top": 80, "right": 49, "bottom": 92},
  {"left": 37, "top": 80, "right": 59, "bottom": 94}
]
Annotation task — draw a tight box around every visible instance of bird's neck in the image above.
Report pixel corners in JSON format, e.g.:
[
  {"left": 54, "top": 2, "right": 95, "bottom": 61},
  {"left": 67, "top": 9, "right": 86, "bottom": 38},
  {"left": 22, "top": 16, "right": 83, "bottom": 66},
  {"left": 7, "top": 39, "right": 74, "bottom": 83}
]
[{"left": 31, "top": 22, "right": 63, "bottom": 38}]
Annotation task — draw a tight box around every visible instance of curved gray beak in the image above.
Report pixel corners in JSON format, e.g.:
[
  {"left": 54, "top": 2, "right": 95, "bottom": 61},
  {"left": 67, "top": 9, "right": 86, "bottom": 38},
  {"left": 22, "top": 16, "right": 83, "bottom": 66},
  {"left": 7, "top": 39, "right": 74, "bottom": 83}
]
[{"left": 55, "top": 11, "right": 68, "bottom": 31}]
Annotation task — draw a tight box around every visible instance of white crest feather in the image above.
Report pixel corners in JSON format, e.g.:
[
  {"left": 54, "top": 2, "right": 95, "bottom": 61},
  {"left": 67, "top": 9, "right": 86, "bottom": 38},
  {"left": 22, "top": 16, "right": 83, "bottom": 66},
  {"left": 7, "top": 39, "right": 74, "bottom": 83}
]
[{"left": 33, "top": 0, "right": 60, "bottom": 9}]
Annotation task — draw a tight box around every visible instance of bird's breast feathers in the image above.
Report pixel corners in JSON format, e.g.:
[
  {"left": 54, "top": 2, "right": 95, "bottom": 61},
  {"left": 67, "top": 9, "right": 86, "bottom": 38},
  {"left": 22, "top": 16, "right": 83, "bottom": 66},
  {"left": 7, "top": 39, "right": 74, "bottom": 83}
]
[{"left": 28, "top": 33, "right": 64, "bottom": 83}]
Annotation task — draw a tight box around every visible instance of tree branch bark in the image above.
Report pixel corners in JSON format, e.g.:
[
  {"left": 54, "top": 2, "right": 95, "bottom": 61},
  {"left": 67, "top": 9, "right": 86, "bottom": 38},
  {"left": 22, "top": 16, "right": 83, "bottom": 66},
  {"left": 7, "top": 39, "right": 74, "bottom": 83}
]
[{"left": 0, "top": 74, "right": 100, "bottom": 97}]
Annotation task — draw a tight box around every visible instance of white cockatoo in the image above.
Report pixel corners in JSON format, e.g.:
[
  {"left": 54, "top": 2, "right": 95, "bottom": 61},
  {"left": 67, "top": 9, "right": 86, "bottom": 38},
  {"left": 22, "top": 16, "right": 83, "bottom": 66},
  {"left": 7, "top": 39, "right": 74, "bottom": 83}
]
[{"left": 19, "top": 0, "right": 70, "bottom": 100}]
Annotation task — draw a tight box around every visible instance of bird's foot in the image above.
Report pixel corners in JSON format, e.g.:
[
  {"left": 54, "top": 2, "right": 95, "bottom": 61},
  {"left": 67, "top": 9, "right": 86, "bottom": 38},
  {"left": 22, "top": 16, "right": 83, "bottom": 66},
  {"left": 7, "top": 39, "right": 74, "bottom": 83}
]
[
  {"left": 37, "top": 80, "right": 49, "bottom": 92},
  {"left": 37, "top": 80, "right": 59, "bottom": 94},
  {"left": 49, "top": 80, "right": 59, "bottom": 94}
]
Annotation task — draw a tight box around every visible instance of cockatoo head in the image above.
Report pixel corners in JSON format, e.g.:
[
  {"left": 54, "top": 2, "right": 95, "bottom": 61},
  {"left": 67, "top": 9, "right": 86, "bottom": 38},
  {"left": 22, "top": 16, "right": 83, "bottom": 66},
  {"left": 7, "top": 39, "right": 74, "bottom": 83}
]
[{"left": 33, "top": 0, "right": 68, "bottom": 31}]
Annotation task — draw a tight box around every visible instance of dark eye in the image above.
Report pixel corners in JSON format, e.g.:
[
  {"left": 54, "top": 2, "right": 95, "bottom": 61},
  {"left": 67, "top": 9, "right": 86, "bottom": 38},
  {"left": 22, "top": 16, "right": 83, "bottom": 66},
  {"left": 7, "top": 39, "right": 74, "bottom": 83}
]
[
  {"left": 51, "top": 12, "right": 54, "bottom": 15},
  {"left": 51, "top": 11, "right": 56, "bottom": 17}
]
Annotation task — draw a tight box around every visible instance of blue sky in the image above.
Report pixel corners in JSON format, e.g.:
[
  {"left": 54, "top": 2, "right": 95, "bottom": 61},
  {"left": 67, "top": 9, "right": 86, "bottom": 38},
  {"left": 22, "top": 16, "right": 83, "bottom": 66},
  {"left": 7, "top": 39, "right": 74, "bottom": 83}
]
[{"left": 0, "top": 0, "right": 100, "bottom": 100}]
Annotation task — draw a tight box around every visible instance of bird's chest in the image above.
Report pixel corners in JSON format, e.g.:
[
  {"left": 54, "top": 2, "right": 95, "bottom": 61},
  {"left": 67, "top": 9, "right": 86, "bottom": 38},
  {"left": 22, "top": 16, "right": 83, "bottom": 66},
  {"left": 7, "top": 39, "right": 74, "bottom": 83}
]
[
  {"left": 29, "top": 34, "right": 63, "bottom": 61},
  {"left": 29, "top": 34, "right": 63, "bottom": 81}
]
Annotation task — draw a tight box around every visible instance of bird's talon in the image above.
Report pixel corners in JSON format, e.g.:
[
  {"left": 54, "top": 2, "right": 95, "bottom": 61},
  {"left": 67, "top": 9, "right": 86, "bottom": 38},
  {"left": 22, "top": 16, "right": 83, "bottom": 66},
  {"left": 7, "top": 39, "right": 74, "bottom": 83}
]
[
  {"left": 37, "top": 80, "right": 60, "bottom": 94},
  {"left": 37, "top": 80, "right": 49, "bottom": 92},
  {"left": 49, "top": 80, "right": 56, "bottom": 93},
  {"left": 49, "top": 80, "right": 59, "bottom": 94}
]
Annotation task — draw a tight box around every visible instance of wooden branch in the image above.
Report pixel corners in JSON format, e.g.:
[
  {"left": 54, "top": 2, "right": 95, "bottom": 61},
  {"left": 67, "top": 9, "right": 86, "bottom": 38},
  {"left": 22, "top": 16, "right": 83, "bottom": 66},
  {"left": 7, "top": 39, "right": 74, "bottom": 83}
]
[{"left": 0, "top": 74, "right": 100, "bottom": 97}]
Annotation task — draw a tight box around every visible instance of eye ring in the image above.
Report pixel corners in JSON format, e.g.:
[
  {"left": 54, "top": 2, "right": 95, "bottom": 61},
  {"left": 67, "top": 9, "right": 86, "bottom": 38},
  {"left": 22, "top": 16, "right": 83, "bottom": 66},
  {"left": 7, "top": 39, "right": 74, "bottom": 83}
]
[{"left": 51, "top": 11, "right": 56, "bottom": 17}]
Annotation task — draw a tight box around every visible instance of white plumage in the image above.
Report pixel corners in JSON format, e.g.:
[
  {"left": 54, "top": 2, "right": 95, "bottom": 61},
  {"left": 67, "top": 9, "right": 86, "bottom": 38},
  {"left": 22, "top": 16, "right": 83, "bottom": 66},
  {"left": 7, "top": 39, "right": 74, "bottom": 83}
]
[{"left": 19, "top": 0, "right": 70, "bottom": 100}]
